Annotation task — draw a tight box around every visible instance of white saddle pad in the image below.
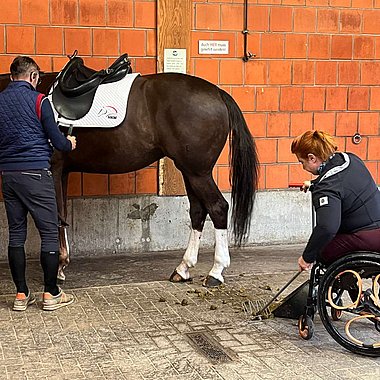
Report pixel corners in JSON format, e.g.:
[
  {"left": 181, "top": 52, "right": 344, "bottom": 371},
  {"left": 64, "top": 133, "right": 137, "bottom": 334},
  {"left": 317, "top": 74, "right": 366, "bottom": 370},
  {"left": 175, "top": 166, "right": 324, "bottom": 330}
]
[{"left": 48, "top": 73, "right": 140, "bottom": 128}]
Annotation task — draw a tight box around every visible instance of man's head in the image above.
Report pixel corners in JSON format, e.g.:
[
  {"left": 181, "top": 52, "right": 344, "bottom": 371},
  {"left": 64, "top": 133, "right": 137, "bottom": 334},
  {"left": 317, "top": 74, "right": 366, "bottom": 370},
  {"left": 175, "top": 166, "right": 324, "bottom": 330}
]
[{"left": 10, "top": 56, "right": 41, "bottom": 89}]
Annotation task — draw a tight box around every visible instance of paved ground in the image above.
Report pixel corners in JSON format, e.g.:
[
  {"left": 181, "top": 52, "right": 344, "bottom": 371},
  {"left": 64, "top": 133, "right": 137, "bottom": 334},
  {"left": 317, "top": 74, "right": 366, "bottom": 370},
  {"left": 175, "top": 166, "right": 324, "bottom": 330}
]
[{"left": 0, "top": 244, "right": 379, "bottom": 380}]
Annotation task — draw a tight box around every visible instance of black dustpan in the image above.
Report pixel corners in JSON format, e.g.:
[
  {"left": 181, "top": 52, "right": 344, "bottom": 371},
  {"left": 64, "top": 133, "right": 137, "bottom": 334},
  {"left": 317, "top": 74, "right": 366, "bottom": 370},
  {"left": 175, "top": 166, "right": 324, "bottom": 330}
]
[{"left": 273, "top": 280, "right": 309, "bottom": 319}]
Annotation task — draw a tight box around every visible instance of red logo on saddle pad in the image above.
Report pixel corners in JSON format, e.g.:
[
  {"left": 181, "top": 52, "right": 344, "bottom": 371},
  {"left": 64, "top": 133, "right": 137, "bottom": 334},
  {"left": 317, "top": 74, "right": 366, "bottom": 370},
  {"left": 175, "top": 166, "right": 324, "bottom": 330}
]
[{"left": 98, "top": 106, "right": 118, "bottom": 119}]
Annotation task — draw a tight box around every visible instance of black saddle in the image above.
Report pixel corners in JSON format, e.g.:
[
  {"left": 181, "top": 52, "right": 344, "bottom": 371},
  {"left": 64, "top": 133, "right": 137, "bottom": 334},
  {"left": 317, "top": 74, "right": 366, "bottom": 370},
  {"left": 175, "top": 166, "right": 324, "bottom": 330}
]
[{"left": 52, "top": 52, "right": 132, "bottom": 120}]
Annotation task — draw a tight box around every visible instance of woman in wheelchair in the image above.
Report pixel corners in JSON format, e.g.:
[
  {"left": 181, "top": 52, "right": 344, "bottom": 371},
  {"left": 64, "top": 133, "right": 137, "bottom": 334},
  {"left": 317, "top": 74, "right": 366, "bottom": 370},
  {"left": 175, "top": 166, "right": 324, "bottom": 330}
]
[{"left": 290, "top": 130, "right": 380, "bottom": 357}]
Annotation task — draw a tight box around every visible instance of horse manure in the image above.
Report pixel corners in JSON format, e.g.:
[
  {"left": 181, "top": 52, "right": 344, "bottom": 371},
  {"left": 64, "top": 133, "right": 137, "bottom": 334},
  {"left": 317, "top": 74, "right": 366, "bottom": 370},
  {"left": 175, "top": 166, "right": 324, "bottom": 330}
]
[
  {"left": 210, "top": 304, "right": 217, "bottom": 310},
  {"left": 181, "top": 299, "right": 189, "bottom": 306},
  {"left": 158, "top": 297, "right": 166, "bottom": 302}
]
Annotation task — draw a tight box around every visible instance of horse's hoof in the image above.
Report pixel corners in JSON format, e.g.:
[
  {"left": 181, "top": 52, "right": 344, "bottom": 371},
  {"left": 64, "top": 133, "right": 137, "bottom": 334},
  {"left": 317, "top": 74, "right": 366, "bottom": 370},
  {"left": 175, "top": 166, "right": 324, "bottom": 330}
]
[
  {"left": 169, "top": 270, "right": 192, "bottom": 283},
  {"left": 203, "top": 275, "right": 222, "bottom": 288}
]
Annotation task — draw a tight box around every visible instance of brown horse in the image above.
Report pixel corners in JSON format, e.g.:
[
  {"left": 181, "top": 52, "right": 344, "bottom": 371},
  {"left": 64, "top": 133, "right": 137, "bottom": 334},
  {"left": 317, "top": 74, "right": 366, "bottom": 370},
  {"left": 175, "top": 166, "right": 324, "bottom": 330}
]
[{"left": 0, "top": 62, "right": 259, "bottom": 287}]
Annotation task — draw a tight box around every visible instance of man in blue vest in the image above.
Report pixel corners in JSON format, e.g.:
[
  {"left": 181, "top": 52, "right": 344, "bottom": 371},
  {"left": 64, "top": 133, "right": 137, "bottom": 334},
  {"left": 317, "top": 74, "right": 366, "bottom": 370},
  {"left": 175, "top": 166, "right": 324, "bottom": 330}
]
[{"left": 0, "top": 56, "right": 76, "bottom": 311}]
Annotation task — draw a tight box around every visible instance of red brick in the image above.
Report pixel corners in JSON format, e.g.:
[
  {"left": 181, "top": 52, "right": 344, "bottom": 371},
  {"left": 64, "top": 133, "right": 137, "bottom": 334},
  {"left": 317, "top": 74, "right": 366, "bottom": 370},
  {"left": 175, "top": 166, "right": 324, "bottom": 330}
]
[
  {"left": 214, "top": 32, "right": 236, "bottom": 58},
  {"left": 340, "top": 10, "right": 362, "bottom": 33},
  {"left": 267, "top": 113, "right": 290, "bottom": 137},
  {"left": 0, "top": 26, "right": 4, "bottom": 53},
  {"left": 306, "top": 0, "right": 329, "bottom": 4},
  {"left": 6, "top": 26, "right": 35, "bottom": 54},
  {"left": 348, "top": 88, "right": 369, "bottom": 111},
  {"left": 134, "top": 58, "right": 156, "bottom": 75},
  {"left": 303, "top": 87, "right": 325, "bottom": 111},
  {"left": 293, "top": 61, "right": 314, "bottom": 85},
  {"left": 280, "top": 87, "right": 303, "bottom": 111},
  {"left": 217, "top": 166, "right": 232, "bottom": 192},
  {"left": 362, "top": 10, "right": 380, "bottom": 34},
  {"left": 330, "top": 0, "right": 351, "bottom": 6},
  {"left": 289, "top": 164, "right": 312, "bottom": 185},
  {"left": 270, "top": 7, "right": 293, "bottom": 32},
  {"left": 316, "top": 62, "right": 337, "bottom": 85},
  {"left": 314, "top": 113, "right": 336, "bottom": 135},
  {"left": 368, "top": 137, "right": 380, "bottom": 160},
  {"left": 346, "top": 136, "right": 368, "bottom": 160},
  {"left": 194, "top": 59, "right": 219, "bottom": 83},
  {"left": 21, "top": 0, "right": 49, "bottom": 24},
  {"left": 308, "top": 35, "right": 330, "bottom": 59},
  {"left": 376, "top": 37, "right": 380, "bottom": 59},
  {"left": 237, "top": 32, "right": 260, "bottom": 60},
  {"left": 336, "top": 112, "right": 358, "bottom": 136},
  {"left": 191, "top": 31, "right": 213, "bottom": 57},
  {"left": 107, "top": 0, "right": 133, "bottom": 27},
  {"left": 268, "top": 60, "right": 291, "bottom": 85},
  {"left": 326, "top": 87, "right": 347, "bottom": 111},
  {"left": 82, "top": 174, "right": 109, "bottom": 196},
  {"left": 256, "top": 139, "right": 277, "bottom": 163},
  {"left": 256, "top": 87, "right": 279, "bottom": 111},
  {"left": 338, "top": 62, "right": 360, "bottom": 85},
  {"left": 36, "top": 27, "right": 64, "bottom": 55},
  {"left": 0, "top": 55, "right": 16, "bottom": 72},
  {"left": 285, "top": 34, "right": 307, "bottom": 58},
  {"left": 266, "top": 164, "right": 289, "bottom": 189},
  {"left": 81, "top": 57, "right": 108, "bottom": 70},
  {"left": 331, "top": 35, "right": 352, "bottom": 59},
  {"left": 0, "top": 0, "right": 19, "bottom": 23},
  {"left": 232, "top": 86, "right": 255, "bottom": 112},
  {"left": 220, "top": 59, "right": 243, "bottom": 85},
  {"left": 291, "top": 113, "right": 313, "bottom": 136},
  {"left": 244, "top": 113, "right": 267, "bottom": 137},
  {"left": 195, "top": 3, "right": 220, "bottom": 30},
  {"left": 261, "top": 34, "right": 284, "bottom": 58},
  {"left": 317, "top": 9, "right": 339, "bottom": 33},
  {"left": 93, "top": 29, "right": 119, "bottom": 56},
  {"left": 221, "top": 4, "right": 243, "bottom": 31},
  {"left": 353, "top": 36, "right": 375, "bottom": 59},
  {"left": 136, "top": 167, "right": 157, "bottom": 194},
  {"left": 278, "top": 138, "right": 295, "bottom": 162},
  {"left": 359, "top": 113, "right": 379, "bottom": 135},
  {"left": 352, "top": 0, "right": 374, "bottom": 7},
  {"left": 247, "top": 6, "right": 269, "bottom": 31},
  {"left": 79, "top": 0, "right": 106, "bottom": 26},
  {"left": 120, "top": 30, "right": 146, "bottom": 57},
  {"left": 370, "top": 88, "right": 380, "bottom": 110},
  {"left": 110, "top": 173, "right": 135, "bottom": 195},
  {"left": 361, "top": 62, "right": 380, "bottom": 85},
  {"left": 65, "top": 28, "right": 92, "bottom": 56},
  {"left": 67, "top": 173, "right": 82, "bottom": 197},
  {"left": 294, "top": 8, "right": 316, "bottom": 32},
  {"left": 245, "top": 61, "right": 267, "bottom": 85},
  {"left": 51, "top": 0, "right": 78, "bottom": 25},
  {"left": 135, "top": 1, "right": 156, "bottom": 28}
]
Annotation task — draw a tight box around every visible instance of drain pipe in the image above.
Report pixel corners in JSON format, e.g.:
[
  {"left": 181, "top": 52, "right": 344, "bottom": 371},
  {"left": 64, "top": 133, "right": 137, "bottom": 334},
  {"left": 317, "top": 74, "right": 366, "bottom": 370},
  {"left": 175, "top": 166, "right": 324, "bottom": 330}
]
[{"left": 242, "top": 0, "right": 255, "bottom": 62}]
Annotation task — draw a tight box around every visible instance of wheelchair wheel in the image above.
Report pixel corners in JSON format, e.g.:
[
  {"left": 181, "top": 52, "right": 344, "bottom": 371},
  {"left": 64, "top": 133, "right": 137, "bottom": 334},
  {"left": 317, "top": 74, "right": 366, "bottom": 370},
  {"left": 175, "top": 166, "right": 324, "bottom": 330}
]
[
  {"left": 317, "top": 252, "right": 380, "bottom": 357},
  {"left": 298, "top": 314, "right": 314, "bottom": 340}
]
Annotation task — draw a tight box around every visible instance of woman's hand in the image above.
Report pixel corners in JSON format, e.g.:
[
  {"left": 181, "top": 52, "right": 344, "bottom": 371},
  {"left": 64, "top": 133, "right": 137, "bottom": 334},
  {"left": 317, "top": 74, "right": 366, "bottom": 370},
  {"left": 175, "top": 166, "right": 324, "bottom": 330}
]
[
  {"left": 298, "top": 256, "right": 313, "bottom": 272},
  {"left": 301, "top": 180, "right": 311, "bottom": 193}
]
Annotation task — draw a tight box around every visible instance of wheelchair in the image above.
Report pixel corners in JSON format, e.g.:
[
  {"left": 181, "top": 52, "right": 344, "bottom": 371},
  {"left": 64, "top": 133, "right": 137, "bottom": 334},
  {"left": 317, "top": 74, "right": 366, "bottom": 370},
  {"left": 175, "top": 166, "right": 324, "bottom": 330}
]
[{"left": 297, "top": 251, "right": 380, "bottom": 357}]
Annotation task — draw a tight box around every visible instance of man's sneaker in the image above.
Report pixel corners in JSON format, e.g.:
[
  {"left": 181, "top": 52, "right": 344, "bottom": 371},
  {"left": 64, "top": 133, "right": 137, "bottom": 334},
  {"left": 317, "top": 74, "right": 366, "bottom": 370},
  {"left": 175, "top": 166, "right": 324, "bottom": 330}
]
[
  {"left": 42, "top": 289, "right": 74, "bottom": 311},
  {"left": 13, "top": 292, "right": 36, "bottom": 311}
]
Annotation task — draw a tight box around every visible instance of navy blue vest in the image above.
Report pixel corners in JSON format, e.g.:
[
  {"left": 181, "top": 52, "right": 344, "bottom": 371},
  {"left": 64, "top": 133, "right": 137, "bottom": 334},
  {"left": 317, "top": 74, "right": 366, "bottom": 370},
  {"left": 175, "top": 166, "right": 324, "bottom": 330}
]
[{"left": 0, "top": 81, "right": 53, "bottom": 170}]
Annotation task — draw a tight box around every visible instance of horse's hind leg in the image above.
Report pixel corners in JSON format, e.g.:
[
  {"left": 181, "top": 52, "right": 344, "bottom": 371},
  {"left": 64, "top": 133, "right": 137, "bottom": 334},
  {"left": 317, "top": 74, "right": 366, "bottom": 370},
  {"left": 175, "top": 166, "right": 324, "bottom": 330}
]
[
  {"left": 170, "top": 176, "right": 207, "bottom": 282},
  {"left": 176, "top": 174, "right": 230, "bottom": 287}
]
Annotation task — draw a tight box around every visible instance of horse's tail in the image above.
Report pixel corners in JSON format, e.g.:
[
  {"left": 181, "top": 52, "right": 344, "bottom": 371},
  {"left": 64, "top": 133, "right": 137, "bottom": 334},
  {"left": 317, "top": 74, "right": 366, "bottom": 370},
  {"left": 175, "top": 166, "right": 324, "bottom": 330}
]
[{"left": 219, "top": 89, "right": 259, "bottom": 246}]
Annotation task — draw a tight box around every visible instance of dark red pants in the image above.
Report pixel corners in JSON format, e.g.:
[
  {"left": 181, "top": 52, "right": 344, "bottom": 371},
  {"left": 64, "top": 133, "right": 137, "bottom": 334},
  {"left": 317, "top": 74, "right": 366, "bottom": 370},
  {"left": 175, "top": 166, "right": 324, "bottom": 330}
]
[{"left": 319, "top": 228, "right": 380, "bottom": 264}]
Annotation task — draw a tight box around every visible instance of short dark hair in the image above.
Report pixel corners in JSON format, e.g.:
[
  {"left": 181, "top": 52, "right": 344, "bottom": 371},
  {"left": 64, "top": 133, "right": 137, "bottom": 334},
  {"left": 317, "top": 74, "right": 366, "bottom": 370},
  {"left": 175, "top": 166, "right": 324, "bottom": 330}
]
[{"left": 10, "top": 56, "right": 40, "bottom": 78}]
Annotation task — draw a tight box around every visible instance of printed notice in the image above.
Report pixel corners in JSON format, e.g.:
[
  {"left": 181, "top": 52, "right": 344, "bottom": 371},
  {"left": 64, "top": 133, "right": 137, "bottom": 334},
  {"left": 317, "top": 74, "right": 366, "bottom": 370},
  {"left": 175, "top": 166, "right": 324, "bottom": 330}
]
[
  {"left": 164, "top": 48, "right": 187, "bottom": 74},
  {"left": 198, "top": 40, "right": 229, "bottom": 55}
]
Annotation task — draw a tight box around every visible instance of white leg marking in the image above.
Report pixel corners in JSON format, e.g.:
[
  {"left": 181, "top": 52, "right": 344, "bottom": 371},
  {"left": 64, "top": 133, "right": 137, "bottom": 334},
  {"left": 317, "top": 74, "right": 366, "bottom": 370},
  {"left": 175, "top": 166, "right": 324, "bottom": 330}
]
[
  {"left": 176, "top": 229, "right": 201, "bottom": 280},
  {"left": 208, "top": 229, "right": 230, "bottom": 283}
]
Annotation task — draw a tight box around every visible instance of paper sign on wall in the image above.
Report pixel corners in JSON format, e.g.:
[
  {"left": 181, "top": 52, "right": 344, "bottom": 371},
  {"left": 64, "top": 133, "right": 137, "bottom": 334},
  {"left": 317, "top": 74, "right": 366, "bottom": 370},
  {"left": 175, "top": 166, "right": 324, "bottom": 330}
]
[
  {"left": 198, "top": 40, "right": 229, "bottom": 55},
  {"left": 164, "top": 48, "right": 187, "bottom": 74}
]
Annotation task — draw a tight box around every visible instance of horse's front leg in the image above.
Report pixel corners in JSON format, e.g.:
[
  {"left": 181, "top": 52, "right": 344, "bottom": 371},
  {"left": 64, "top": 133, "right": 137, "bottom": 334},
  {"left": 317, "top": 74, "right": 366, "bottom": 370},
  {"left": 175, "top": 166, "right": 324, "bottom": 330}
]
[
  {"left": 170, "top": 229, "right": 202, "bottom": 282},
  {"left": 203, "top": 229, "right": 230, "bottom": 287}
]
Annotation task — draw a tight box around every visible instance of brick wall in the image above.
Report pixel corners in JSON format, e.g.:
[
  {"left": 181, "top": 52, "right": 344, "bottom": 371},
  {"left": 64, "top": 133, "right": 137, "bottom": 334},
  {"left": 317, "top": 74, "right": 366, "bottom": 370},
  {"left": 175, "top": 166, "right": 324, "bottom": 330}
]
[
  {"left": 1, "top": 0, "right": 379, "bottom": 196},
  {"left": 191, "top": 0, "right": 380, "bottom": 190}
]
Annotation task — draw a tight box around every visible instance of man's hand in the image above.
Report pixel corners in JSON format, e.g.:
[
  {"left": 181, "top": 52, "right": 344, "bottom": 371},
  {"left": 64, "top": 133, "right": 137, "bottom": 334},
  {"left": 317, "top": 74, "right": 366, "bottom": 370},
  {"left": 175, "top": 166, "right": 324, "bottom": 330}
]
[
  {"left": 67, "top": 136, "right": 76, "bottom": 150},
  {"left": 301, "top": 180, "right": 311, "bottom": 193},
  {"left": 298, "top": 256, "right": 313, "bottom": 272}
]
